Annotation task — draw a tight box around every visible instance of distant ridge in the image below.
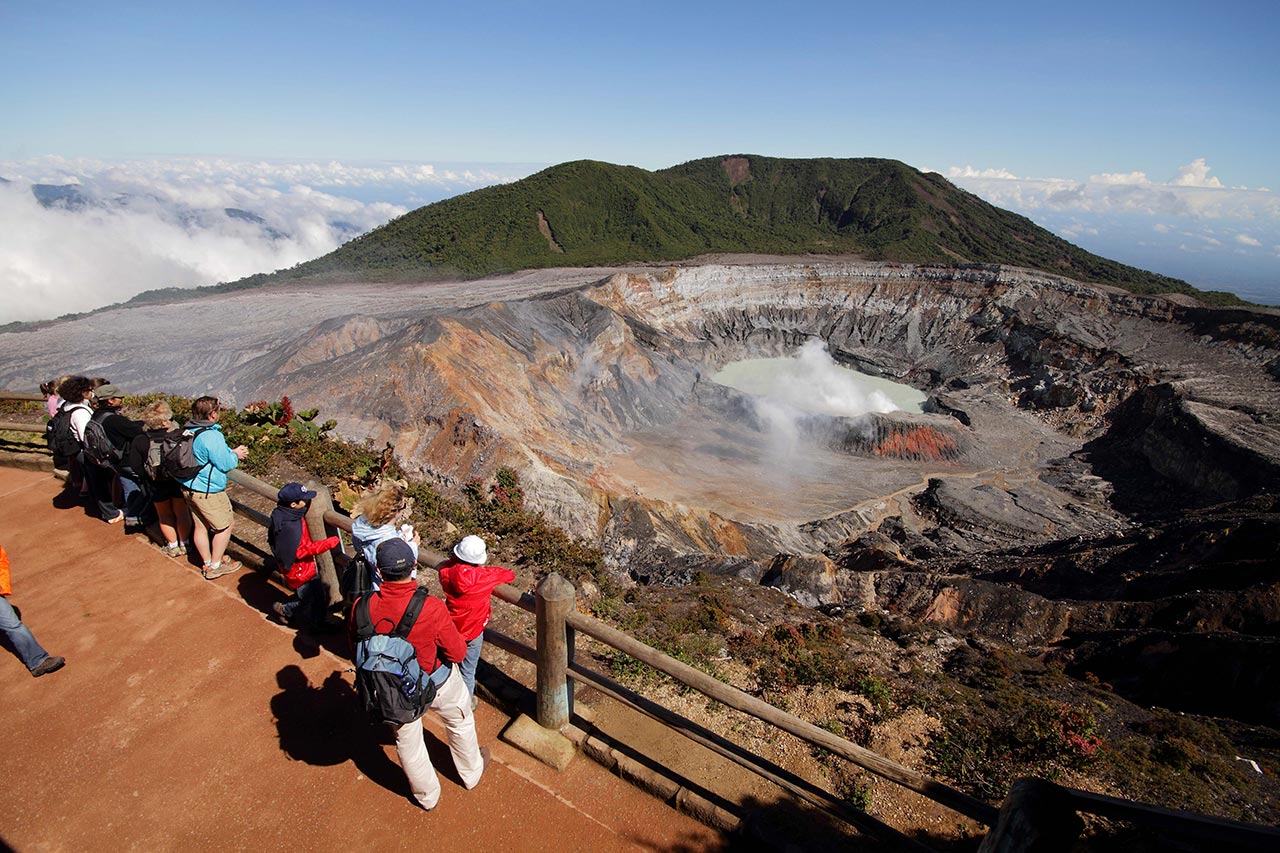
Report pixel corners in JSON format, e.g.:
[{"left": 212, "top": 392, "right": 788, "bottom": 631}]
[
  {"left": 2, "top": 156, "right": 1244, "bottom": 332},
  {"left": 260, "top": 154, "right": 1236, "bottom": 303}
]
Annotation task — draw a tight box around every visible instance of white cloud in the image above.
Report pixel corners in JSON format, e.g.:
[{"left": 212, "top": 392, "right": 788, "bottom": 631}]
[
  {"left": 1090, "top": 171, "right": 1151, "bottom": 185},
  {"left": 1153, "top": 223, "right": 1172, "bottom": 233},
  {"left": 1235, "top": 234, "right": 1262, "bottom": 247},
  {"left": 0, "top": 156, "right": 541, "bottom": 323},
  {"left": 943, "top": 158, "right": 1280, "bottom": 223},
  {"left": 1171, "top": 157, "right": 1224, "bottom": 188},
  {"left": 946, "top": 165, "right": 1019, "bottom": 180}
]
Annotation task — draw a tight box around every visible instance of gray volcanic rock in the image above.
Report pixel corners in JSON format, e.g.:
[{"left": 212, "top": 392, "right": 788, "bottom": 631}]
[{"left": 3, "top": 257, "right": 1279, "bottom": 720}]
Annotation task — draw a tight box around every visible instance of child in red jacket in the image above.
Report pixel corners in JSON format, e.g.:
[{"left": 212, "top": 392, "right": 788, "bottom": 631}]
[
  {"left": 436, "top": 535, "right": 514, "bottom": 701},
  {"left": 268, "top": 482, "right": 341, "bottom": 631}
]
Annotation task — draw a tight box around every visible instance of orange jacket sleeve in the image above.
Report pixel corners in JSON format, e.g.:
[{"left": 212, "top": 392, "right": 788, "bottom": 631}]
[{"left": 0, "top": 545, "right": 11, "bottom": 596}]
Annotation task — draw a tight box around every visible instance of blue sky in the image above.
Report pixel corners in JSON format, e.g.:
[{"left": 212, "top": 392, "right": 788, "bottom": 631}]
[{"left": 1, "top": 0, "right": 1277, "bottom": 318}]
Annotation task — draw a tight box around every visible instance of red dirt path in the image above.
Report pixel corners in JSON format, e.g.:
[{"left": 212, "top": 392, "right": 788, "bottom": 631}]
[{"left": 0, "top": 466, "right": 722, "bottom": 852}]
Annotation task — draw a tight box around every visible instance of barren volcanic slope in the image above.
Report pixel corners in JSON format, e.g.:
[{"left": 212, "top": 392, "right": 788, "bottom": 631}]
[{"left": 2, "top": 255, "right": 1278, "bottom": 730}]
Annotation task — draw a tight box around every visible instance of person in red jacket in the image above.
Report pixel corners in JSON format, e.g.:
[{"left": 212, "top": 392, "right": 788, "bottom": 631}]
[
  {"left": 350, "top": 538, "right": 484, "bottom": 810},
  {"left": 436, "top": 534, "right": 515, "bottom": 702},
  {"left": 267, "top": 482, "right": 340, "bottom": 631}
]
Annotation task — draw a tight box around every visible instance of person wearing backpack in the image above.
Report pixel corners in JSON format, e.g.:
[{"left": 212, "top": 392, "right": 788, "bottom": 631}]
[
  {"left": 87, "top": 383, "right": 149, "bottom": 526},
  {"left": 268, "top": 482, "right": 341, "bottom": 631},
  {"left": 49, "top": 375, "right": 94, "bottom": 490},
  {"left": 437, "top": 535, "right": 514, "bottom": 704},
  {"left": 127, "top": 400, "right": 194, "bottom": 558},
  {"left": 179, "top": 396, "right": 249, "bottom": 580},
  {"left": 349, "top": 538, "right": 484, "bottom": 810}
]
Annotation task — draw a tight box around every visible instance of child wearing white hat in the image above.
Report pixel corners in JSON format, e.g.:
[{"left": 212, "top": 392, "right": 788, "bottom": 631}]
[{"left": 436, "top": 535, "right": 515, "bottom": 704}]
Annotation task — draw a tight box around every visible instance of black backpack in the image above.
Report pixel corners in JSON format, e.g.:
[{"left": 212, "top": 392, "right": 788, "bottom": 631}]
[
  {"left": 159, "top": 426, "right": 212, "bottom": 481},
  {"left": 82, "top": 410, "right": 124, "bottom": 468},
  {"left": 352, "top": 589, "right": 437, "bottom": 725},
  {"left": 45, "top": 403, "right": 84, "bottom": 458},
  {"left": 341, "top": 551, "right": 374, "bottom": 602}
]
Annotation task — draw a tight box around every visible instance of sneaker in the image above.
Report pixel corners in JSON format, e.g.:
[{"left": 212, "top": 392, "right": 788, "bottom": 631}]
[
  {"left": 176, "top": 543, "right": 188, "bottom": 556},
  {"left": 202, "top": 560, "right": 240, "bottom": 580},
  {"left": 106, "top": 511, "right": 125, "bottom": 525},
  {"left": 31, "top": 655, "right": 65, "bottom": 677},
  {"left": 161, "top": 543, "right": 182, "bottom": 557},
  {"left": 270, "top": 602, "right": 290, "bottom": 624}
]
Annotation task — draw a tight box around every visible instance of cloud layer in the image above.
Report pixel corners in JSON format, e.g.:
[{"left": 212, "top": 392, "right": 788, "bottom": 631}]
[
  {"left": 931, "top": 158, "right": 1280, "bottom": 302},
  {"left": 0, "top": 156, "right": 540, "bottom": 323}
]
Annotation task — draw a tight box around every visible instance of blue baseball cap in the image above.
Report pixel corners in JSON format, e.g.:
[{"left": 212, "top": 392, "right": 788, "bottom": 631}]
[{"left": 277, "top": 482, "right": 317, "bottom": 503}]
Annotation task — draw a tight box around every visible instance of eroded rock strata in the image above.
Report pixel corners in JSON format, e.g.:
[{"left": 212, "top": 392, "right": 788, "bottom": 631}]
[
  {"left": 4, "top": 259, "right": 1277, "bottom": 720},
  {"left": 270, "top": 261, "right": 1280, "bottom": 720}
]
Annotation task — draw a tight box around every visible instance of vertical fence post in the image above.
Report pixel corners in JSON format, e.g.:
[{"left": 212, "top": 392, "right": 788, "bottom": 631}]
[
  {"left": 978, "top": 777, "right": 1083, "bottom": 853},
  {"left": 535, "top": 572, "right": 575, "bottom": 730},
  {"left": 303, "top": 479, "right": 341, "bottom": 607}
]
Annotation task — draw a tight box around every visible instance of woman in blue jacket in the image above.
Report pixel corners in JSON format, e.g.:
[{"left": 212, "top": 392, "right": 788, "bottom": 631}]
[{"left": 180, "top": 396, "right": 248, "bottom": 580}]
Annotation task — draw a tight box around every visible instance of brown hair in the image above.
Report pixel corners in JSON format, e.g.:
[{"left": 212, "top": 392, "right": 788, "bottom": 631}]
[
  {"left": 56, "top": 375, "right": 94, "bottom": 404},
  {"left": 141, "top": 401, "right": 174, "bottom": 431},
  {"left": 352, "top": 482, "right": 410, "bottom": 526},
  {"left": 90, "top": 377, "right": 110, "bottom": 389},
  {"left": 191, "top": 396, "right": 219, "bottom": 420}
]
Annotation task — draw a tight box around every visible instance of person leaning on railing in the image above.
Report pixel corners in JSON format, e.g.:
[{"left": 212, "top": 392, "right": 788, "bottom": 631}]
[
  {"left": 179, "top": 396, "right": 248, "bottom": 580},
  {"left": 127, "top": 400, "right": 195, "bottom": 558},
  {"left": 89, "top": 383, "right": 149, "bottom": 526},
  {"left": 53, "top": 376, "right": 95, "bottom": 498},
  {"left": 350, "top": 481, "right": 419, "bottom": 590}
]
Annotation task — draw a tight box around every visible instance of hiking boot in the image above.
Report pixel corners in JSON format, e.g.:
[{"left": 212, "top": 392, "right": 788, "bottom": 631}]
[
  {"left": 202, "top": 560, "right": 240, "bottom": 580},
  {"left": 161, "top": 543, "right": 182, "bottom": 558},
  {"left": 31, "top": 655, "right": 66, "bottom": 677},
  {"left": 270, "top": 602, "right": 290, "bottom": 624}
]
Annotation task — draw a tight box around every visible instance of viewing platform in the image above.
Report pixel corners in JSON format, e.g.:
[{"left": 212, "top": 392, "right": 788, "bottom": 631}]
[{"left": 0, "top": 465, "right": 722, "bottom": 851}]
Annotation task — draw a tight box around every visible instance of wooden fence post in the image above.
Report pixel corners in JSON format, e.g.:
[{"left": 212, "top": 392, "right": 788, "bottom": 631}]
[
  {"left": 535, "top": 572, "right": 575, "bottom": 730},
  {"left": 303, "top": 479, "right": 341, "bottom": 606},
  {"left": 978, "top": 777, "right": 1083, "bottom": 853}
]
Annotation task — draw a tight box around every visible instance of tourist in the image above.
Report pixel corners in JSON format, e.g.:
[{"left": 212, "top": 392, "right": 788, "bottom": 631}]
[
  {"left": 436, "top": 534, "right": 513, "bottom": 701},
  {"left": 268, "top": 482, "right": 340, "bottom": 630},
  {"left": 40, "top": 380, "right": 59, "bottom": 418},
  {"left": 180, "top": 396, "right": 248, "bottom": 580},
  {"left": 350, "top": 481, "right": 419, "bottom": 589},
  {"left": 55, "top": 375, "right": 96, "bottom": 502},
  {"left": 127, "top": 400, "right": 194, "bottom": 557},
  {"left": 0, "top": 543, "right": 65, "bottom": 678},
  {"left": 88, "top": 383, "right": 150, "bottom": 526},
  {"left": 351, "top": 538, "right": 483, "bottom": 810}
]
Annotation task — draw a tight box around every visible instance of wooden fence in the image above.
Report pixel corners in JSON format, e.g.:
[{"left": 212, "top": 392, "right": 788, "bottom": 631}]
[{"left": 2, "top": 390, "right": 1278, "bottom": 851}]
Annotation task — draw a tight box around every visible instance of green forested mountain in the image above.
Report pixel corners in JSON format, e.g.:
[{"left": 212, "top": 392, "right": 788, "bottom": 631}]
[{"left": 263, "top": 155, "right": 1235, "bottom": 302}]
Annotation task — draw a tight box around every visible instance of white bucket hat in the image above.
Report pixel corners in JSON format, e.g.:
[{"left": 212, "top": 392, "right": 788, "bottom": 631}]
[{"left": 453, "top": 534, "right": 487, "bottom": 565}]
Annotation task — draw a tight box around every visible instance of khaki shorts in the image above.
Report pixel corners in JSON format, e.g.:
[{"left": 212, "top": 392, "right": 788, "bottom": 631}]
[{"left": 186, "top": 489, "right": 234, "bottom": 532}]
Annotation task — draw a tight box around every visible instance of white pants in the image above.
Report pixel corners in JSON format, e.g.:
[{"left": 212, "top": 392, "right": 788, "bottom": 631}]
[{"left": 392, "top": 665, "right": 484, "bottom": 810}]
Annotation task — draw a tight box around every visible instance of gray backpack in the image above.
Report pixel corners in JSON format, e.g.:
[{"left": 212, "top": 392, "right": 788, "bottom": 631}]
[{"left": 353, "top": 589, "right": 437, "bottom": 725}]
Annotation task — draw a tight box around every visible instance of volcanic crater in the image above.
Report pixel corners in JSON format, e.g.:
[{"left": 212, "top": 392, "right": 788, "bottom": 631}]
[
  {"left": 2, "top": 257, "right": 1278, "bottom": 722},
  {"left": 271, "top": 259, "right": 1280, "bottom": 723}
]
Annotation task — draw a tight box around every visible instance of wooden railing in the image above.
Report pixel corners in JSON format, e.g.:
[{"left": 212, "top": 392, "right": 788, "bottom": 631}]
[{"left": 3, "top": 390, "right": 1279, "bottom": 851}]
